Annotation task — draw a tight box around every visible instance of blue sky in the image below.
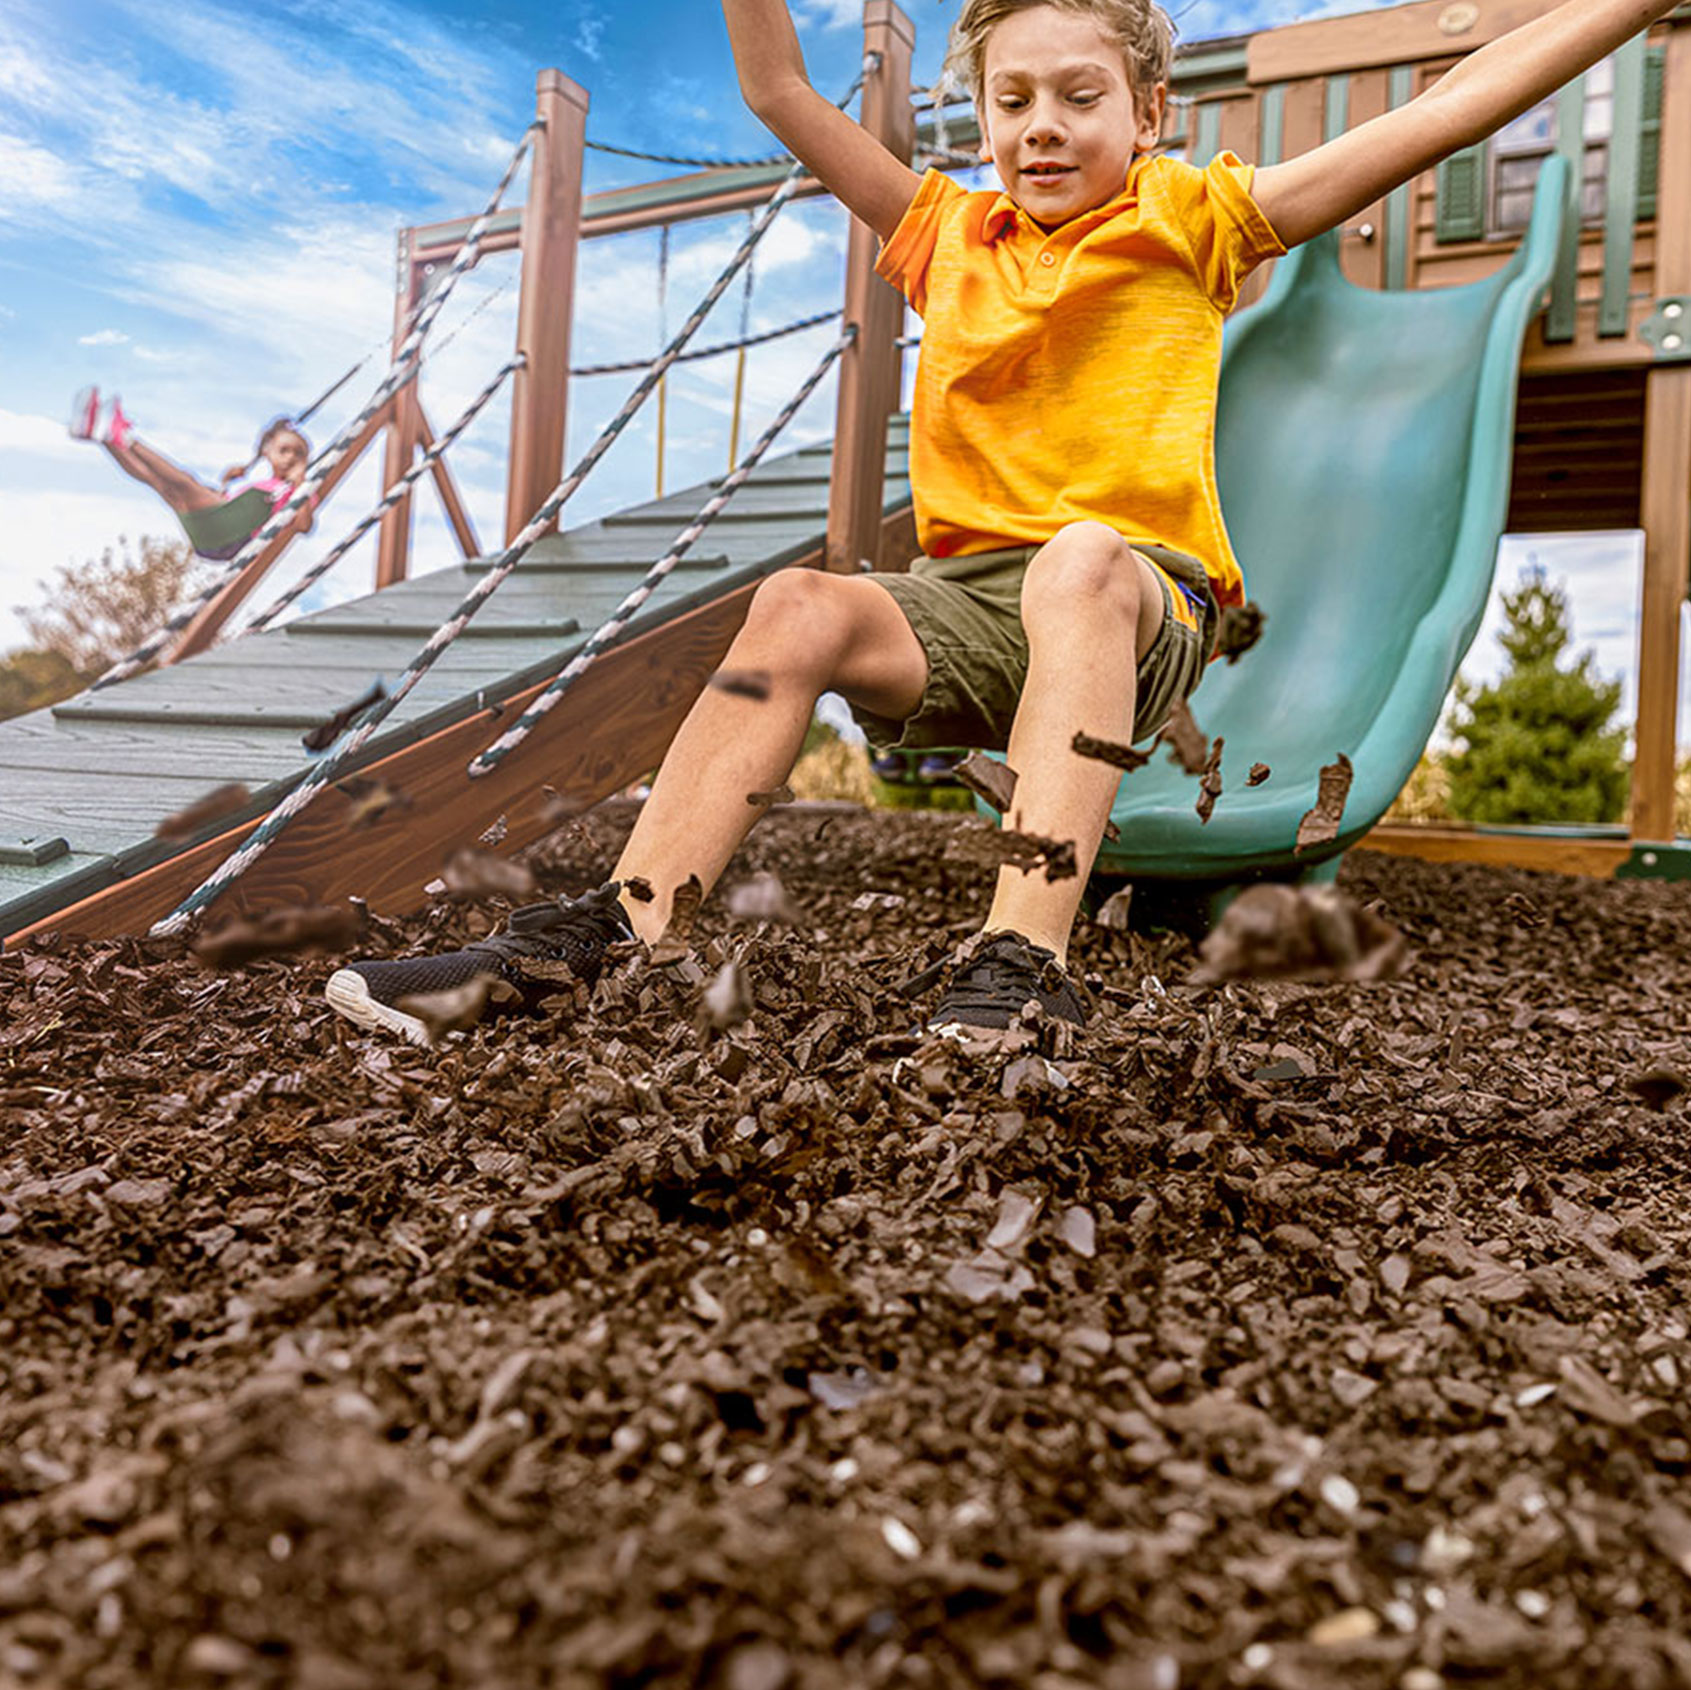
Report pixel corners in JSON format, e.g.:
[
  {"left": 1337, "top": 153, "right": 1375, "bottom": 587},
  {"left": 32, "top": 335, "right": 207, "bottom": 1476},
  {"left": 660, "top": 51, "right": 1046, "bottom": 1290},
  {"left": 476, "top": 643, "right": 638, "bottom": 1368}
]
[{"left": 0, "top": 0, "right": 1665, "bottom": 739}]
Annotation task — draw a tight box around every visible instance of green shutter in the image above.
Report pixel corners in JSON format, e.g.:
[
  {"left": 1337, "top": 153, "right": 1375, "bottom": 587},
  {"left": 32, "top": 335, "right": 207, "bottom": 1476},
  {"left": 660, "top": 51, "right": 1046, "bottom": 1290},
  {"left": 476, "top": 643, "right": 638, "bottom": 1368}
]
[
  {"left": 1639, "top": 46, "right": 1665, "bottom": 220},
  {"left": 1436, "top": 143, "right": 1487, "bottom": 243}
]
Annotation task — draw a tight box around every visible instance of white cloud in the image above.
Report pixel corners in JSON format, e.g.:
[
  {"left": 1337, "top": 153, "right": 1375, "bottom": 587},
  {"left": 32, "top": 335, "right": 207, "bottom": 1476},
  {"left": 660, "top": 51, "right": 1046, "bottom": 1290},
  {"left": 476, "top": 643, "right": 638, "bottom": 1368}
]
[
  {"left": 792, "top": 0, "right": 861, "bottom": 28},
  {"left": 78, "top": 328, "right": 129, "bottom": 347},
  {"left": 0, "top": 407, "right": 88, "bottom": 462},
  {"left": 0, "top": 133, "right": 76, "bottom": 214},
  {"left": 575, "top": 17, "right": 606, "bottom": 62}
]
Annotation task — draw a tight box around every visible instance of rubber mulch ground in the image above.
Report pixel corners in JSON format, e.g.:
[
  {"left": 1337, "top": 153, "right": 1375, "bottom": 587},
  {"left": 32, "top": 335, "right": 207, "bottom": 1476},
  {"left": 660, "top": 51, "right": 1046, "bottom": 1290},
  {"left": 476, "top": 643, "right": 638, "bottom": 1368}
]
[{"left": 4, "top": 804, "right": 1691, "bottom": 1690}]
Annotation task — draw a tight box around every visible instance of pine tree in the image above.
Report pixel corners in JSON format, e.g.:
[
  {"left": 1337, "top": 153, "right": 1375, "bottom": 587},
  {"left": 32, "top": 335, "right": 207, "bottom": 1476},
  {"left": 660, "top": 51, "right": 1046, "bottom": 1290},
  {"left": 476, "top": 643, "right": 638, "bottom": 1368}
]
[{"left": 1445, "top": 571, "right": 1629, "bottom": 825}]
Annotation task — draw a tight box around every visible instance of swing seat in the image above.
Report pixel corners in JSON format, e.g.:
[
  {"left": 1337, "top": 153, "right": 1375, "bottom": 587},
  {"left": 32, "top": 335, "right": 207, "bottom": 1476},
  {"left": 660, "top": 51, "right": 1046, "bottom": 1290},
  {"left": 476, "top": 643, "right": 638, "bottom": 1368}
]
[{"left": 179, "top": 487, "right": 272, "bottom": 561}]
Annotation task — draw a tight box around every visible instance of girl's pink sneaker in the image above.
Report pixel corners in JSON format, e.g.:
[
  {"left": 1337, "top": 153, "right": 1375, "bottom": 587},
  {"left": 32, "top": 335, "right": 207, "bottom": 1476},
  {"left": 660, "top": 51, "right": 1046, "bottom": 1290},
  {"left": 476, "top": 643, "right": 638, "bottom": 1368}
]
[
  {"left": 103, "top": 398, "right": 134, "bottom": 452},
  {"left": 69, "top": 386, "right": 100, "bottom": 440}
]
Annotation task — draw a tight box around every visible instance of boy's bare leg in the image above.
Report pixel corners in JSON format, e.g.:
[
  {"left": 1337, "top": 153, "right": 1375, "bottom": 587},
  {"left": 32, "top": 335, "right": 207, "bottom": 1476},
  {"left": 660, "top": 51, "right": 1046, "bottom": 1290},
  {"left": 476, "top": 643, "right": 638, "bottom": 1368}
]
[
  {"left": 100, "top": 440, "right": 222, "bottom": 512},
  {"left": 983, "top": 524, "right": 1167, "bottom": 965},
  {"left": 610, "top": 567, "right": 928, "bottom": 944}
]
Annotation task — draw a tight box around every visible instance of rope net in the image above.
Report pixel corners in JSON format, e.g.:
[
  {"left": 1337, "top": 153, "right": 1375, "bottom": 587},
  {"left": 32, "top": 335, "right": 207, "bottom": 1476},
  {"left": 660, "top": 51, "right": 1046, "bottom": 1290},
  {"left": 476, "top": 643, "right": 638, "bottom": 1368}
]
[
  {"left": 586, "top": 137, "right": 792, "bottom": 171},
  {"left": 241, "top": 355, "right": 525, "bottom": 635},
  {"left": 147, "top": 60, "right": 875, "bottom": 938},
  {"left": 91, "top": 120, "right": 542, "bottom": 692},
  {"left": 469, "top": 323, "right": 855, "bottom": 779},
  {"left": 570, "top": 307, "right": 840, "bottom": 378}
]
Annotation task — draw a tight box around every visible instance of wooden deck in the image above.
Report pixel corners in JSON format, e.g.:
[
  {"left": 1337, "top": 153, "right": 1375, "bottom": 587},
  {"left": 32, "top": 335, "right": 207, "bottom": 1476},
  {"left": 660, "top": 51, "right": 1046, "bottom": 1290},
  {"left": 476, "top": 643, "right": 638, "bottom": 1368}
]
[{"left": 0, "top": 424, "right": 911, "bottom": 947}]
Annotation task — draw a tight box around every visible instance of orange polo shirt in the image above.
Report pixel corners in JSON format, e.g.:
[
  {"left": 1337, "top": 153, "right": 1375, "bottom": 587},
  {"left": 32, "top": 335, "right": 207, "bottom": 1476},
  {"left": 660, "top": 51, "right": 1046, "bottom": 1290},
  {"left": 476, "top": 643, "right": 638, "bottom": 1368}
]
[{"left": 875, "top": 150, "right": 1285, "bottom": 608}]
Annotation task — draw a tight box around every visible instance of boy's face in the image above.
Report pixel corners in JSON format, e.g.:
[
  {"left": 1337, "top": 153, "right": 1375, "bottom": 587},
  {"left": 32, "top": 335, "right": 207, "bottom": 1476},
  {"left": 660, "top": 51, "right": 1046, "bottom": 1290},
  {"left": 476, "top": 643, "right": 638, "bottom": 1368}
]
[{"left": 978, "top": 5, "right": 1165, "bottom": 228}]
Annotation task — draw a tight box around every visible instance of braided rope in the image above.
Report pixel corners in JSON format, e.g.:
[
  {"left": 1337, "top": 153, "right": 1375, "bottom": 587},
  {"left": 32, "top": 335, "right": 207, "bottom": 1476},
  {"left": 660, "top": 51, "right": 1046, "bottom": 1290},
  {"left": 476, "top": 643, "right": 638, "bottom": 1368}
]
[
  {"left": 92, "top": 122, "right": 541, "bottom": 691},
  {"left": 586, "top": 137, "right": 792, "bottom": 171},
  {"left": 917, "top": 146, "right": 986, "bottom": 171},
  {"left": 147, "top": 63, "right": 872, "bottom": 938},
  {"left": 469, "top": 325, "right": 855, "bottom": 778},
  {"left": 242, "top": 355, "right": 525, "bottom": 635},
  {"left": 571, "top": 307, "right": 839, "bottom": 377}
]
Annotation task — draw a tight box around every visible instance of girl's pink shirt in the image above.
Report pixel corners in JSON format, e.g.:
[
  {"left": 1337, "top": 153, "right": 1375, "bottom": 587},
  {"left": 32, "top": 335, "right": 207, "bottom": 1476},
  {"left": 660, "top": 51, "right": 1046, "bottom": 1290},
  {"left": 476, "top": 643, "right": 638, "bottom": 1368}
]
[{"left": 250, "top": 474, "right": 317, "bottom": 517}]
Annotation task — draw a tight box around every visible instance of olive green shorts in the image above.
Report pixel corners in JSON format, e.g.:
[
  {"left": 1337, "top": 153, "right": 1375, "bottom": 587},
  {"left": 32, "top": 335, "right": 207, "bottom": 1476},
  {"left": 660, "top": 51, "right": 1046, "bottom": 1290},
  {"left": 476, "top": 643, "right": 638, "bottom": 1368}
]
[{"left": 849, "top": 541, "right": 1220, "bottom": 755}]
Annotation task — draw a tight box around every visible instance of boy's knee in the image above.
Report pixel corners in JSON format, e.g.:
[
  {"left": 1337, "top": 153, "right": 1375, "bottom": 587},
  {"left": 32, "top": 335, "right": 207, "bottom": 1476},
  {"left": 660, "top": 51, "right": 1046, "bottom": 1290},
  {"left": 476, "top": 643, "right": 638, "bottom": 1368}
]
[
  {"left": 1023, "top": 522, "right": 1142, "bottom": 616},
  {"left": 740, "top": 569, "right": 852, "bottom": 665}
]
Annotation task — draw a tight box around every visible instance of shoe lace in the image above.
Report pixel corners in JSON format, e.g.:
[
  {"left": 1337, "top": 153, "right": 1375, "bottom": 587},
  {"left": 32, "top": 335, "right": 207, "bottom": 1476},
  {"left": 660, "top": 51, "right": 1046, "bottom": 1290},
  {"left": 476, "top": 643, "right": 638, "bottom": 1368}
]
[
  {"left": 941, "top": 938, "right": 1050, "bottom": 1007},
  {"left": 466, "top": 882, "right": 630, "bottom": 963}
]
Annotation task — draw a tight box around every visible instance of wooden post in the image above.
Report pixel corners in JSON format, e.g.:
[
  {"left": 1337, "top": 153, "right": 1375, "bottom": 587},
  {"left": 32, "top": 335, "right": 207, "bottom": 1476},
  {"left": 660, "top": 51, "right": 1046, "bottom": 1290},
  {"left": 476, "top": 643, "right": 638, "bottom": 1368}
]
[
  {"left": 825, "top": 1, "right": 915, "bottom": 574},
  {"left": 415, "top": 408, "right": 484, "bottom": 560},
  {"left": 1628, "top": 20, "right": 1691, "bottom": 843},
  {"left": 505, "top": 70, "right": 588, "bottom": 545},
  {"left": 375, "top": 233, "right": 423, "bottom": 589}
]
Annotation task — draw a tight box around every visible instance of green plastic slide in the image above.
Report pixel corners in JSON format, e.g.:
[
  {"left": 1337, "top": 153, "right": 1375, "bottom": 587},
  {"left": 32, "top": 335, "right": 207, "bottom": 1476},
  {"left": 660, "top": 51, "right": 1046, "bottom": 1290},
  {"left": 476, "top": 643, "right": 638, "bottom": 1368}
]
[{"left": 1094, "top": 154, "right": 1570, "bottom": 886}]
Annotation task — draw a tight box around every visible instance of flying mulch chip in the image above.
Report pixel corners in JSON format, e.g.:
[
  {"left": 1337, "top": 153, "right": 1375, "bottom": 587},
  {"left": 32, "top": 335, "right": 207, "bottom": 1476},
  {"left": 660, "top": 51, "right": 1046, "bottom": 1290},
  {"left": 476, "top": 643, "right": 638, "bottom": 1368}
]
[
  {"left": 709, "top": 669, "right": 772, "bottom": 701},
  {"left": 954, "top": 751, "right": 1020, "bottom": 813},
  {"left": 301, "top": 679, "right": 386, "bottom": 753},
  {"left": 1157, "top": 700, "right": 1211, "bottom": 777},
  {"left": 650, "top": 873, "right": 705, "bottom": 964},
  {"left": 1196, "top": 739, "right": 1224, "bottom": 824},
  {"left": 1213, "top": 602, "right": 1266, "bottom": 664},
  {"left": 1070, "top": 732, "right": 1151, "bottom": 774},
  {"left": 155, "top": 783, "right": 252, "bottom": 841},
  {"left": 1295, "top": 754, "right": 1355, "bottom": 854}
]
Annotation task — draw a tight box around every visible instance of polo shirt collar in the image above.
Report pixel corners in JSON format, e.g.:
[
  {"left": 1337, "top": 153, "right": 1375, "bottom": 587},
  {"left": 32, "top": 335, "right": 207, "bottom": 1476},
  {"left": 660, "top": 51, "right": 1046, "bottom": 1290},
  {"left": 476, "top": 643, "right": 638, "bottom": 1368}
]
[{"left": 983, "top": 153, "right": 1151, "bottom": 243}]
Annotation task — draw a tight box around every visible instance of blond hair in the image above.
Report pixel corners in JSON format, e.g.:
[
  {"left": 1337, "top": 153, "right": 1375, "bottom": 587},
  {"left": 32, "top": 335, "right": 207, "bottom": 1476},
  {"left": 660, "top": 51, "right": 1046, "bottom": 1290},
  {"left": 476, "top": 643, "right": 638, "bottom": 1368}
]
[{"left": 945, "top": 0, "right": 1174, "bottom": 111}]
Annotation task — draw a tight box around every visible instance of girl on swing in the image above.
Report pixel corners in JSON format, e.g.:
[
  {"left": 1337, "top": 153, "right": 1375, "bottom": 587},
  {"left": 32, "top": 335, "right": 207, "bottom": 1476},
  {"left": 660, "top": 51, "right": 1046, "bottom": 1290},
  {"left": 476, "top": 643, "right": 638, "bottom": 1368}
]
[{"left": 69, "top": 388, "right": 316, "bottom": 561}]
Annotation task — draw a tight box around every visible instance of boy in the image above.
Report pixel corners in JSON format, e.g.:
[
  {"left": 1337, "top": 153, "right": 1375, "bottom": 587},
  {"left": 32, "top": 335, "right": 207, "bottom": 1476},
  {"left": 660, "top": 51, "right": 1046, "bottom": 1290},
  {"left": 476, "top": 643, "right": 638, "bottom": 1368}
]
[{"left": 326, "top": 0, "right": 1679, "bottom": 1046}]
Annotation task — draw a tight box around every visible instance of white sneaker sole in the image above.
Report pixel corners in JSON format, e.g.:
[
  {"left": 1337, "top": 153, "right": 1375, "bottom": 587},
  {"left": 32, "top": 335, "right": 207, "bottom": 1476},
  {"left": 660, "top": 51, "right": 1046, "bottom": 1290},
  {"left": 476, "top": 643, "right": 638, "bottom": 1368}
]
[
  {"left": 69, "top": 387, "right": 99, "bottom": 440},
  {"left": 325, "top": 968, "right": 430, "bottom": 1046}
]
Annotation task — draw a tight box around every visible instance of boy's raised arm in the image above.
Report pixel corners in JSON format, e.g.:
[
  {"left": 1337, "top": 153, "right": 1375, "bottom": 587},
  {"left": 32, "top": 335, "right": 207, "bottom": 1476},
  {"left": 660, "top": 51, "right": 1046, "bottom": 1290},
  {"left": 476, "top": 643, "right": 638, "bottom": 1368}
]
[
  {"left": 1251, "top": 0, "right": 1681, "bottom": 251},
  {"left": 723, "top": 0, "right": 922, "bottom": 240}
]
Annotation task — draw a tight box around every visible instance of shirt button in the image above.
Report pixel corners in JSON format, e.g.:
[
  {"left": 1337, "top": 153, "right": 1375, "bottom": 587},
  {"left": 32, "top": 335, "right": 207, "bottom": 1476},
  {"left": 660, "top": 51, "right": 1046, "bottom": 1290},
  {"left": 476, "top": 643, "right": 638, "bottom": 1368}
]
[{"left": 1039, "top": 252, "right": 1056, "bottom": 267}]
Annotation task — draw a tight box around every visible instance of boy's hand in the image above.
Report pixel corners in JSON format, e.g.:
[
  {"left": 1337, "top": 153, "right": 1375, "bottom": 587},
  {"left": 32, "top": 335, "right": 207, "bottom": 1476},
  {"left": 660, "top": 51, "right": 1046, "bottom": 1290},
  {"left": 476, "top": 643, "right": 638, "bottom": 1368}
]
[{"left": 1251, "top": 0, "right": 1681, "bottom": 250}]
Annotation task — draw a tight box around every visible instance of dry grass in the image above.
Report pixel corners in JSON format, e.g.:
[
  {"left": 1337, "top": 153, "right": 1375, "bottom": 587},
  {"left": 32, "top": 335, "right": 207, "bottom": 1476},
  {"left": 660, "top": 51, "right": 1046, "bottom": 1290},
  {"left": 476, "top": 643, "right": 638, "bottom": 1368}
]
[
  {"left": 786, "top": 733, "right": 877, "bottom": 805},
  {"left": 1383, "top": 753, "right": 1454, "bottom": 825}
]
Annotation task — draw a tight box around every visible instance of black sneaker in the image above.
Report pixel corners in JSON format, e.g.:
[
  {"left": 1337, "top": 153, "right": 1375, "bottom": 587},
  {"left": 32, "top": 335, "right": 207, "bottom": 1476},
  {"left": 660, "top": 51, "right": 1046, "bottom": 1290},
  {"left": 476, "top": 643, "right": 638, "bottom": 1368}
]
[
  {"left": 325, "top": 882, "right": 633, "bottom": 1044},
  {"left": 926, "top": 930, "right": 1089, "bottom": 1036}
]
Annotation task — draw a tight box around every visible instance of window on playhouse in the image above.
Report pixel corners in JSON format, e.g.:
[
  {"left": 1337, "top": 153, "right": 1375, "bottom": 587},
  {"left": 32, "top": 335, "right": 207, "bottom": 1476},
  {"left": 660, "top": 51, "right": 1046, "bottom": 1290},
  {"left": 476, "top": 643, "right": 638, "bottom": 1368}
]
[
  {"left": 1490, "top": 57, "right": 1613, "bottom": 236},
  {"left": 1435, "top": 48, "right": 1664, "bottom": 244}
]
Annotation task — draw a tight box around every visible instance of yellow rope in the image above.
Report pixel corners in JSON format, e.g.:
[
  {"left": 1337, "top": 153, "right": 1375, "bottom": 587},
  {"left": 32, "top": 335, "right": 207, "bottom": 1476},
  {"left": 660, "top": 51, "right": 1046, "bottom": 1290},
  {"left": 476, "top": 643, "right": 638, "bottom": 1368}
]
[{"left": 728, "top": 347, "right": 747, "bottom": 472}]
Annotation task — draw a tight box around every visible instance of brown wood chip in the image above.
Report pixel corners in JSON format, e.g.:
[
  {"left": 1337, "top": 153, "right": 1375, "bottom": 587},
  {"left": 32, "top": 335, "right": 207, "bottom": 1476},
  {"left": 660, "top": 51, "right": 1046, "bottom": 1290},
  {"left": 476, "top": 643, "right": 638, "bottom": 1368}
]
[
  {"left": 1156, "top": 700, "right": 1211, "bottom": 776},
  {"left": 650, "top": 874, "right": 705, "bottom": 964},
  {"left": 1071, "top": 732, "right": 1152, "bottom": 773},
  {"left": 155, "top": 783, "right": 252, "bottom": 841},
  {"left": 1196, "top": 738, "right": 1224, "bottom": 825},
  {"left": 709, "top": 669, "right": 772, "bottom": 701},
  {"left": 301, "top": 679, "right": 386, "bottom": 753},
  {"left": 953, "top": 751, "right": 1020, "bottom": 813},
  {"left": 192, "top": 903, "right": 364, "bottom": 969},
  {"left": 1295, "top": 754, "right": 1355, "bottom": 854},
  {"left": 1214, "top": 601, "right": 1265, "bottom": 665},
  {"left": 395, "top": 973, "right": 521, "bottom": 1043}
]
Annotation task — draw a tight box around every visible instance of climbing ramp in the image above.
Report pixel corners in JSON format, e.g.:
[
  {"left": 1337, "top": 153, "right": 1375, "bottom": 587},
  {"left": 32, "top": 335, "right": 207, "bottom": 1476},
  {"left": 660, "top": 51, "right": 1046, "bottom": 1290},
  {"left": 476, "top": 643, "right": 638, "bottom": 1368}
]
[
  {"left": 1096, "top": 158, "right": 1570, "bottom": 887},
  {"left": 0, "top": 426, "right": 911, "bottom": 948}
]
